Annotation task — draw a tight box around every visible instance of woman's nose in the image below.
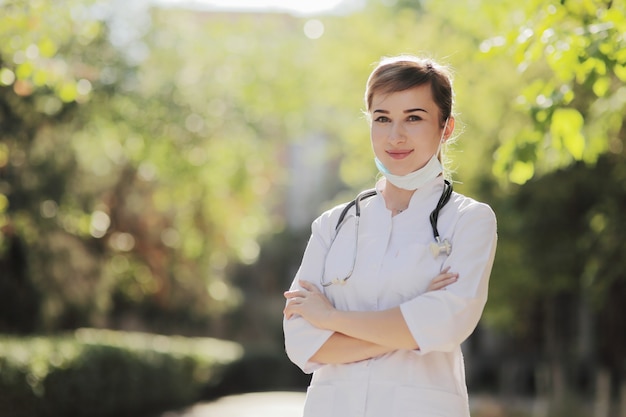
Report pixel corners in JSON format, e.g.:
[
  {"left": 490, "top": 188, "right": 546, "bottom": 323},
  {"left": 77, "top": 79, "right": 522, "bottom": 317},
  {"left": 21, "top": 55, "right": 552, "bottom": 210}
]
[{"left": 388, "top": 122, "right": 406, "bottom": 143}]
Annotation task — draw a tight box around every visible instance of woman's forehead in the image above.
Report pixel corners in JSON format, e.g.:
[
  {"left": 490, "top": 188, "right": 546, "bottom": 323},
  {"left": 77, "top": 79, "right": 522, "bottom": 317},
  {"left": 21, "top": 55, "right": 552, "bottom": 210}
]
[{"left": 371, "top": 85, "right": 436, "bottom": 110}]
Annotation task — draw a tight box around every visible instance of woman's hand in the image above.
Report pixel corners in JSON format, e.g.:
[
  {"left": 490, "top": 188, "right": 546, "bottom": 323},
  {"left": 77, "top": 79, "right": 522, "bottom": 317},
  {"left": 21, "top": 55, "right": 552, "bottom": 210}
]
[
  {"left": 426, "top": 266, "right": 458, "bottom": 292},
  {"left": 283, "top": 280, "right": 336, "bottom": 329},
  {"left": 284, "top": 268, "right": 457, "bottom": 331}
]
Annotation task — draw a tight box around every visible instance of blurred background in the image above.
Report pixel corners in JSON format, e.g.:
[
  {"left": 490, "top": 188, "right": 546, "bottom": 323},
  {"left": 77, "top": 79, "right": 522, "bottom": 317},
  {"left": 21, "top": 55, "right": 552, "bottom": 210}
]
[{"left": 1, "top": 0, "right": 625, "bottom": 416}]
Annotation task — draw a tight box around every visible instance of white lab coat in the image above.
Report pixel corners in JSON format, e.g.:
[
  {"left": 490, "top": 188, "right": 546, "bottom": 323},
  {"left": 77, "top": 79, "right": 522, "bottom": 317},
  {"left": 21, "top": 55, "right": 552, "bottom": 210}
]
[{"left": 283, "top": 176, "right": 498, "bottom": 417}]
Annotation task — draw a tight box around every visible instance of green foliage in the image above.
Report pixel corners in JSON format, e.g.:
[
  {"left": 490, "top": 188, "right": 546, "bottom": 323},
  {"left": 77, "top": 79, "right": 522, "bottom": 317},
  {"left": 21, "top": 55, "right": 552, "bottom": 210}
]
[
  {"left": 212, "top": 346, "right": 311, "bottom": 395},
  {"left": 0, "top": 1, "right": 286, "bottom": 330},
  {"left": 0, "top": 328, "right": 243, "bottom": 417},
  {"left": 475, "top": 0, "right": 626, "bottom": 374},
  {"left": 486, "top": 152, "right": 626, "bottom": 371},
  {"left": 0, "top": 0, "right": 515, "bottom": 332},
  {"left": 486, "top": 0, "right": 626, "bottom": 184},
  {"left": 514, "top": 156, "right": 626, "bottom": 304},
  {"left": 0, "top": 0, "right": 100, "bottom": 103},
  {"left": 1, "top": 1, "right": 624, "bottom": 388}
]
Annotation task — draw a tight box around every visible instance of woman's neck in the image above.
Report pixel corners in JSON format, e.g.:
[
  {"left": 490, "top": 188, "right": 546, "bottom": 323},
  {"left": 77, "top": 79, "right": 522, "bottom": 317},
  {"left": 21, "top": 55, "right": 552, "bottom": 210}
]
[{"left": 381, "top": 179, "right": 415, "bottom": 215}]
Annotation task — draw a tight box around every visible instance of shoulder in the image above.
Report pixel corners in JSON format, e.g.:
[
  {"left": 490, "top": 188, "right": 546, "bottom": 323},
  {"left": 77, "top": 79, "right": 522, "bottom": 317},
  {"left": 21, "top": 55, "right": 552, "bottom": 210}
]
[
  {"left": 311, "top": 189, "right": 379, "bottom": 233},
  {"left": 451, "top": 192, "right": 495, "bottom": 214},
  {"left": 449, "top": 192, "right": 497, "bottom": 228},
  {"left": 311, "top": 199, "right": 351, "bottom": 236}
]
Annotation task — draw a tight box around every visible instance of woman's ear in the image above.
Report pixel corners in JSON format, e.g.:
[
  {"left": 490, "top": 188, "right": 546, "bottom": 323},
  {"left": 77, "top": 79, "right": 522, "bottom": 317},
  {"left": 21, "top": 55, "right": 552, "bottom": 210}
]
[{"left": 443, "top": 116, "right": 455, "bottom": 141}]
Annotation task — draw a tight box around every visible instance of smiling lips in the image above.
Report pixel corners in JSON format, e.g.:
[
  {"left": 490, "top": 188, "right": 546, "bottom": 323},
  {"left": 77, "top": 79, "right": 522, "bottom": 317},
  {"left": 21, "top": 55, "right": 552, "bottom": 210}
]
[{"left": 387, "top": 149, "right": 413, "bottom": 160}]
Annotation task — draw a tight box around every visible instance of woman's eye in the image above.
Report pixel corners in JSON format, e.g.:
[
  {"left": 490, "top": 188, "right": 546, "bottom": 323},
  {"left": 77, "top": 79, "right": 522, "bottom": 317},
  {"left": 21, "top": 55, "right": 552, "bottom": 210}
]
[
  {"left": 374, "top": 116, "right": 390, "bottom": 123},
  {"left": 407, "top": 115, "right": 422, "bottom": 122}
]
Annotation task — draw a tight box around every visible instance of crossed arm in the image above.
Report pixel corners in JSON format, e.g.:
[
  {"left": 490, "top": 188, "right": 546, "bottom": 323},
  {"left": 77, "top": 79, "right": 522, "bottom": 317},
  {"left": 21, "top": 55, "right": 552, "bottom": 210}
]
[{"left": 283, "top": 268, "right": 458, "bottom": 364}]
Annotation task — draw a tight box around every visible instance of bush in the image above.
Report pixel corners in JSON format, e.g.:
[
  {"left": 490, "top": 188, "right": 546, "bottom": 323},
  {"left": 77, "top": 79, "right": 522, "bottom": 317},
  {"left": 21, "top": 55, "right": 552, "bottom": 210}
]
[
  {"left": 209, "top": 346, "right": 310, "bottom": 398},
  {"left": 0, "top": 328, "right": 243, "bottom": 417}
]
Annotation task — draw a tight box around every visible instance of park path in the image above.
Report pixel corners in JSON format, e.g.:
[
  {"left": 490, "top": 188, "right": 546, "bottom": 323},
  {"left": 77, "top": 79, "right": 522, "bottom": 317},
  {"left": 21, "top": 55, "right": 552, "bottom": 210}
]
[
  {"left": 158, "top": 391, "right": 545, "bottom": 417},
  {"left": 160, "top": 391, "right": 306, "bottom": 417}
]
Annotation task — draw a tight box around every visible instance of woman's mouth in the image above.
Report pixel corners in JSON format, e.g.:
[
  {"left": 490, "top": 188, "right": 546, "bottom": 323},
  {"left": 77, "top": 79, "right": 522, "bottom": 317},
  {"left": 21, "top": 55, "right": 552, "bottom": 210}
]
[{"left": 387, "top": 150, "right": 413, "bottom": 160}]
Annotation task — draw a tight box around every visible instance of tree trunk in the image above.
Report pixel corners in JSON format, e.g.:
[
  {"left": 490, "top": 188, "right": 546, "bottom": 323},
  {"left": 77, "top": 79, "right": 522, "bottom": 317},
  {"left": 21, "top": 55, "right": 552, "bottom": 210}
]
[{"left": 593, "top": 368, "right": 610, "bottom": 417}]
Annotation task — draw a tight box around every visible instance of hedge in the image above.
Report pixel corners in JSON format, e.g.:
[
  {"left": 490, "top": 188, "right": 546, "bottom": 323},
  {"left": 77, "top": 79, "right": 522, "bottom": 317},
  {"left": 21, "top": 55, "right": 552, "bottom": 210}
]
[{"left": 0, "top": 328, "right": 243, "bottom": 417}]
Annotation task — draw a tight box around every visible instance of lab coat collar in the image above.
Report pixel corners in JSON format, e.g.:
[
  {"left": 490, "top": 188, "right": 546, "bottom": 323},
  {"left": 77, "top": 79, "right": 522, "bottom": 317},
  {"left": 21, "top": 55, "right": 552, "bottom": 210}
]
[{"left": 375, "top": 175, "right": 445, "bottom": 212}]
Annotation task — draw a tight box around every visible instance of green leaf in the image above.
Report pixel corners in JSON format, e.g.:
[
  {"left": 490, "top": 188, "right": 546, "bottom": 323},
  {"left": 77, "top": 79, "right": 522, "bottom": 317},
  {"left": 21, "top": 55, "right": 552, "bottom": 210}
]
[
  {"left": 0, "top": 193, "right": 8, "bottom": 212},
  {"left": 550, "top": 108, "right": 585, "bottom": 160},
  {"left": 509, "top": 160, "right": 535, "bottom": 184},
  {"left": 592, "top": 76, "right": 610, "bottom": 97},
  {"left": 614, "top": 64, "right": 626, "bottom": 82},
  {"left": 38, "top": 38, "right": 57, "bottom": 57},
  {"left": 58, "top": 82, "right": 77, "bottom": 102}
]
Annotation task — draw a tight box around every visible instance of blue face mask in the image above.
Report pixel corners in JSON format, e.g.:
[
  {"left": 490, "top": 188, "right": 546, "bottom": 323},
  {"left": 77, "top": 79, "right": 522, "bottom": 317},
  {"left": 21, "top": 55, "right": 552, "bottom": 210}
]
[{"left": 374, "top": 118, "right": 449, "bottom": 190}]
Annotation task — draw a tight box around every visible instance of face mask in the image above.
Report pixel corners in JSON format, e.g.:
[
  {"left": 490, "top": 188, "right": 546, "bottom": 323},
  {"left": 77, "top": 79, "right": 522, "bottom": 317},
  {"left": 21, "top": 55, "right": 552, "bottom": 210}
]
[{"left": 374, "top": 118, "right": 449, "bottom": 191}]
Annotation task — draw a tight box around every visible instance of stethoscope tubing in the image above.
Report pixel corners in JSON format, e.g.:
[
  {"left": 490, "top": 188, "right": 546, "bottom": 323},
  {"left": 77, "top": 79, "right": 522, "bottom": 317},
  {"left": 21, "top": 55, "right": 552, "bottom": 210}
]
[{"left": 320, "top": 180, "right": 453, "bottom": 287}]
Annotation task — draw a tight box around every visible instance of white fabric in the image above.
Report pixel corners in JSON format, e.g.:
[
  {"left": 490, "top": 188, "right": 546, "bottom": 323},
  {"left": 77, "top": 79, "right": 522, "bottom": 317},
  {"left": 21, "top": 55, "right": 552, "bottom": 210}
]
[
  {"left": 374, "top": 152, "right": 442, "bottom": 190},
  {"left": 283, "top": 176, "right": 497, "bottom": 417}
]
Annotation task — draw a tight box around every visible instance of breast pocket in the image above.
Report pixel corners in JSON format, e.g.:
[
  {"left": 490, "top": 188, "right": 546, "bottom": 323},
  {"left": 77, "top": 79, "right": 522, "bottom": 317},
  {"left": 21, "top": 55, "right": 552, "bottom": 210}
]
[
  {"left": 387, "top": 243, "right": 443, "bottom": 301},
  {"left": 392, "top": 387, "right": 469, "bottom": 417}
]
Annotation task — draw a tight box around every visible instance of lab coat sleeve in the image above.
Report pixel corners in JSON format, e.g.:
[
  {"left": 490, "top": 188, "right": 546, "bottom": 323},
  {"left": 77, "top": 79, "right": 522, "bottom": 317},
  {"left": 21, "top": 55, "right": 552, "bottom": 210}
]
[
  {"left": 283, "top": 212, "right": 336, "bottom": 374},
  {"left": 400, "top": 200, "right": 497, "bottom": 354}
]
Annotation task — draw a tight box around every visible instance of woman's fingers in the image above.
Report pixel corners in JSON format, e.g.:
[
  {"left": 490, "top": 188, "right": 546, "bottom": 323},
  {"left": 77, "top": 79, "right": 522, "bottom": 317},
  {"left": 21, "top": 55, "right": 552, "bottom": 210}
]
[
  {"left": 283, "top": 295, "right": 302, "bottom": 319},
  {"left": 284, "top": 280, "right": 334, "bottom": 326},
  {"left": 427, "top": 271, "right": 459, "bottom": 291},
  {"left": 299, "top": 280, "right": 319, "bottom": 293},
  {"left": 283, "top": 283, "right": 311, "bottom": 319},
  {"left": 284, "top": 289, "right": 304, "bottom": 299},
  {"left": 284, "top": 280, "right": 319, "bottom": 300}
]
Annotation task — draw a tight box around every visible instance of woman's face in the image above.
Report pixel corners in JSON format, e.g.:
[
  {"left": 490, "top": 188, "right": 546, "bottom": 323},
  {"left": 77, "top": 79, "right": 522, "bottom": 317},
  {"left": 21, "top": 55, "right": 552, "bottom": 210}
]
[{"left": 369, "top": 84, "right": 448, "bottom": 176}]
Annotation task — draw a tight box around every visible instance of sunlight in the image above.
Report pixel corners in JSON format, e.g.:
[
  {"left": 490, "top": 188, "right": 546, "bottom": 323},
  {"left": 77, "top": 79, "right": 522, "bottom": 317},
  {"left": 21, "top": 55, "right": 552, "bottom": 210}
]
[{"left": 153, "top": 0, "right": 356, "bottom": 15}]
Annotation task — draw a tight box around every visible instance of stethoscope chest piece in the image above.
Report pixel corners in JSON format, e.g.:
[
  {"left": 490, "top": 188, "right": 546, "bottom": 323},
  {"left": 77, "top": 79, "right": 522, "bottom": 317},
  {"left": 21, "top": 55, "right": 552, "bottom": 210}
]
[
  {"left": 331, "top": 277, "right": 348, "bottom": 286},
  {"left": 429, "top": 237, "right": 452, "bottom": 258}
]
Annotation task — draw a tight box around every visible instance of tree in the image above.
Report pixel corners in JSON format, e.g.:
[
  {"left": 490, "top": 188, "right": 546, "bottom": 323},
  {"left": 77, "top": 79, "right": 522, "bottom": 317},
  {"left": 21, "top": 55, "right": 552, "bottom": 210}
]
[
  {"left": 0, "top": 1, "right": 285, "bottom": 332},
  {"left": 0, "top": 0, "right": 109, "bottom": 331},
  {"left": 484, "top": 0, "right": 626, "bottom": 184},
  {"left": 479, "top": 0, "right": 626, "bottom": 408}
]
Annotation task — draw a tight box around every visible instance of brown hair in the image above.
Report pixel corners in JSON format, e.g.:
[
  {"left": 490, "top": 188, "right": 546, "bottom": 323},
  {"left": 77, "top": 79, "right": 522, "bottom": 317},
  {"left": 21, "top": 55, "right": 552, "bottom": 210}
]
[{"left": 365, "top": 55, "right": 454, "bottom": 127}]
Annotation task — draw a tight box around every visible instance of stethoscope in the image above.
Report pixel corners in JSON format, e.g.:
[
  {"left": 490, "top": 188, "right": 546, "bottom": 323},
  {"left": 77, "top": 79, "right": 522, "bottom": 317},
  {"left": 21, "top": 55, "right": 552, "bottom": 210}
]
[{"left": 320, "top": 179, "right": 453, "bottom": 287}]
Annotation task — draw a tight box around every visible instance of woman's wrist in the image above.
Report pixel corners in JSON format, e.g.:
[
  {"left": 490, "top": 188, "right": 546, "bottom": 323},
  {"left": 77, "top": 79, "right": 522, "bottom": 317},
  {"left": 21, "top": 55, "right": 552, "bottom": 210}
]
[{"left": 320, "top": 307, "right": 341, "bottom": 331}]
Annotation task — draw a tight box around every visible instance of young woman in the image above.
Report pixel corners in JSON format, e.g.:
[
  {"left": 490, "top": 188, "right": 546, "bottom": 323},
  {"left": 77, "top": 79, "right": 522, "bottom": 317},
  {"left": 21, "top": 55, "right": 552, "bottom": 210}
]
[{"left": 283, "top": 55, "right": 497, "bottom": 417}]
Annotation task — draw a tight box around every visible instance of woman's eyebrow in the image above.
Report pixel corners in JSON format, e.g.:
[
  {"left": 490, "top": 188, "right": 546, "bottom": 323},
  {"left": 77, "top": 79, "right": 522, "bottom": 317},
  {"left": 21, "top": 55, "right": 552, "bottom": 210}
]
[
  {"left": 404, "top": 108, "right": 428, "bottom": 113},
  {"left": 372, "top": 107, "right": 428, "bottom": 114}
]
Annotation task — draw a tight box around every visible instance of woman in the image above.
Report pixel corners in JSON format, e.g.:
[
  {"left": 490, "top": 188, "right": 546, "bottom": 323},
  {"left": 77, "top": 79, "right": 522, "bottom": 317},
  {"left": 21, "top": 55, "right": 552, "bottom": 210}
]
[{"left": 283, "top": 55, "right": 497, "bottom": 417}]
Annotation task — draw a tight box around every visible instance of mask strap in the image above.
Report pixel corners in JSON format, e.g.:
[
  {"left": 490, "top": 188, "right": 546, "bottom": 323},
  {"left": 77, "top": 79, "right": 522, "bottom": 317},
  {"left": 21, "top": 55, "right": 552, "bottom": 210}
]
[
  {"left": 441, "top": 117, "right": 450, "bottom": 141},
  {"left": 437, "top": 117, "right": 450, "bottom": 157}
]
